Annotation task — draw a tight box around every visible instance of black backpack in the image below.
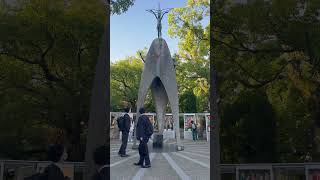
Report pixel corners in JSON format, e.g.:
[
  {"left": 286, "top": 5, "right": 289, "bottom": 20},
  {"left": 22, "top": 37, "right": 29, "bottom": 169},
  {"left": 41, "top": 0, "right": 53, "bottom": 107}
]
[
  {"left": 145, "top": 118, "right": 154, "bottom": 137},
  {"left": 117, "top": 116, "right": 125, "bottom": 131}
]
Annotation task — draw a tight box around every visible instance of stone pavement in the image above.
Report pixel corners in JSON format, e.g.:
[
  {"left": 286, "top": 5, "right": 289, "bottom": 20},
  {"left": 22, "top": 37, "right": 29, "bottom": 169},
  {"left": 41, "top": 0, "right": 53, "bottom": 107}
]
[{"left": 110, "top": 139, "right": 210, "bottom": 180}]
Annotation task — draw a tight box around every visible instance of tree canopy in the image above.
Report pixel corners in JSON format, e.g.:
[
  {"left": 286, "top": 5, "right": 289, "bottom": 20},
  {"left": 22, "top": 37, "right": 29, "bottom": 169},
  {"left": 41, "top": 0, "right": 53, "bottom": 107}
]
[
  {"left": 0, "top": 0, "right": 105, "bottom": 160},
  {"left": 213, "top": 0, "right": 320, "bottom": 162}
]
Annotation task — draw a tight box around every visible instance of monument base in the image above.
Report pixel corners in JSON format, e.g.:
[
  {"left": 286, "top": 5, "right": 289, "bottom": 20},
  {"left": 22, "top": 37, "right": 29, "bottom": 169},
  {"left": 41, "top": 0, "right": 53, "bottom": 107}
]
[
  {"left": 132, "top": 144, "right": 139, "bottom": 149},
  {"left": 153, "top": 134, "right": 163, "bottom": 148},
  {"left": 176, "top": 145, "right": 184, "bottom": 151}
]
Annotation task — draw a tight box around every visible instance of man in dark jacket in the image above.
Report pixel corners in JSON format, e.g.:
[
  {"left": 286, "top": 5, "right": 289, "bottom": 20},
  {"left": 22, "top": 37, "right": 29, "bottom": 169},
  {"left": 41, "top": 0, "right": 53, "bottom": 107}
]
[
  {"left": 92, "top": 145, "right": 108, "bottom": 180},
  {"left": 134, "top": 107, "right": 152, "bottom": 168},
  {"left": 24, "top": 144, "right": 69, "bottom": 180},
  {"left": 118, "top": 107, "right": 131, "bottom": 157}
]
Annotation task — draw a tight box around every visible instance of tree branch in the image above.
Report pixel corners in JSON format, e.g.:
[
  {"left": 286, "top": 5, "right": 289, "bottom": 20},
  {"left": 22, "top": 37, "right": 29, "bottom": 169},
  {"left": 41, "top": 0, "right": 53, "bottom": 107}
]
[
  {"left": 212, "top": 28, "right": 299, "bottom": 54},
  {"left": 42, "top": 30, "right": 55, "bottom": 58},
  {"left": 234, "top": 60, "right": 292, "bottom": 89},
  {"left": 139, "top": 52, "right": 145, "bottom": 63},
  {"left": 0, "top": 52, "right": 39, "bottom": 64}
]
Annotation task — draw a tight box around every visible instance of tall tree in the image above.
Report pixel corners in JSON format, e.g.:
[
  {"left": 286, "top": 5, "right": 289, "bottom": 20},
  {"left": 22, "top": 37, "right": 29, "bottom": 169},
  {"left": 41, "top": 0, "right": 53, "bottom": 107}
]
[
  {"left": 0, "top": 0, "right": 105, "bottom": 160},
  {"left": 110, "top": 54, "right": 144, "bottom": 111},
  {"left": 212, "top": 0, "right": 320, "bottom": 161},
  {"left": 168, "top": 0, "right": 210, "bottom": 112},
  {"left": 221, "top": 90, "right": 276, "bottom": 163}
]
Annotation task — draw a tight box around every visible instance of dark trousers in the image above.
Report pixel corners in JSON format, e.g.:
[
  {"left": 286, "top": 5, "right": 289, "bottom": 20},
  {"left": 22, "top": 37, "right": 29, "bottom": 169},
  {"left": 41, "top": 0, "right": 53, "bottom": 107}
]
[
  {"left": 192, "top": 130, "right": 197, "bottom": 141},
  {"left": 138, "top": 138, "right": 150, "bottom": 165},
  {"left": 119, "top": 131, "right": 129, "bottom": 155}
]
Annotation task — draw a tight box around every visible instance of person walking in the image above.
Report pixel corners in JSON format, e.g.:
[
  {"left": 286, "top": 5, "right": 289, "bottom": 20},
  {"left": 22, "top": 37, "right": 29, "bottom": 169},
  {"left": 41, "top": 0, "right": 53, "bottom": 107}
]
[
  {"left": 134, "top": 107, "right": 153, "bottom": 168},
  {"left": 191, "top": 121, "right": 198, "bottom": 141},
  {"left": 118, "top": 107, "right": 131, "bottom": 157}
]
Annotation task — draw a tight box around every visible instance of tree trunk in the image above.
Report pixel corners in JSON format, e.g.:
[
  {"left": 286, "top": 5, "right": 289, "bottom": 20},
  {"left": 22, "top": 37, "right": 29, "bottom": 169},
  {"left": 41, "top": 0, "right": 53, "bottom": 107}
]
[
  {"left": 84, "top": 12, "right": 110, "bottom": 180},
  {"left": 211, "top": 67, "right": 221, "bottom": 180}
]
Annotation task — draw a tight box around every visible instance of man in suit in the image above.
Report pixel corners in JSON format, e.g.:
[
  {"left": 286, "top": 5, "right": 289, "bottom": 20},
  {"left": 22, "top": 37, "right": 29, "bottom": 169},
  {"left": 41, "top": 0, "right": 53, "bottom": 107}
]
[
  {"left": 92, "top": 145, "right": 108, "bottom": 180},
  {"left": 118, "top": 107, "right": 131, "bottom": 157},
  {"left": 134, "top": 107, "right": 153, "bottom": 168}
]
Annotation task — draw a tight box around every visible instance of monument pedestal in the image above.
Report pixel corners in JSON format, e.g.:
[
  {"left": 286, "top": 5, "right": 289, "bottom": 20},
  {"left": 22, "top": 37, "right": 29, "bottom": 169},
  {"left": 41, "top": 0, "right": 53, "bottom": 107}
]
[
  {"left": 132, "top": 144, "right": 139, "bottom": 149},
  {"left": 176, "top": 145, "right": 184, "bottom": 151},
  {"left": 153, "top": 134, "right": 163, "bottom": 148}
]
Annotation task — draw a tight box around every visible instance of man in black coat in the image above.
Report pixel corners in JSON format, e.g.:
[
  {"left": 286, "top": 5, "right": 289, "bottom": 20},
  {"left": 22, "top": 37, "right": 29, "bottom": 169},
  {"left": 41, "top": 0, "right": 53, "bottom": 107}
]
[
  {"left": 118, "top": 107, "right": 131, "bottom": 157},
  {"left": 92, "top": 145, "right": 108, "bottom": 180},
  {"left": 24, "top": 144, "right": 69, "bottom": 180},
  {"left": 134, "top": 107, "right": 152, "bottom": 168}
]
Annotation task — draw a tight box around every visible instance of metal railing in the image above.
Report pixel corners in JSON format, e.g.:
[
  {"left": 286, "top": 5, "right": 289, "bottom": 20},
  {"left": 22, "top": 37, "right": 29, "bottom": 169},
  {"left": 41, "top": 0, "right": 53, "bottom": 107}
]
[{"left": 1, "top": 160, "right": 320, "bottom": 180}]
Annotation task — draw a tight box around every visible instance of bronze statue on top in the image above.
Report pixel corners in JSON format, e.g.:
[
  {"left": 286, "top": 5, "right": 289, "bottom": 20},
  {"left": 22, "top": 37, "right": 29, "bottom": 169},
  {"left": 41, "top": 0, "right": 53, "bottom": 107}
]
[{"left": 146, "top": 3, "right": 172, "bottom": 39}]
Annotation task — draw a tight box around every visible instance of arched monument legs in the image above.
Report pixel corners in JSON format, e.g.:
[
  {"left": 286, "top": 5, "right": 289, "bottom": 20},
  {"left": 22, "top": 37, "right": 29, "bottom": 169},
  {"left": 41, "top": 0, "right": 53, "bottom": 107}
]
[
  {"left": 151, "top": 78, "right": 168, "bottom": 134},
  {"left": 171, "top": 102, "right": 182, "bottom": 149},
  {"left": 133, "top": 38, "right": 183, "bottom": 151},
  {"left": 133, "top": 71, "right": 155, "bottom": 149},
  {"left": 161, "top": 78, "right": 183, "bottom": 150}
]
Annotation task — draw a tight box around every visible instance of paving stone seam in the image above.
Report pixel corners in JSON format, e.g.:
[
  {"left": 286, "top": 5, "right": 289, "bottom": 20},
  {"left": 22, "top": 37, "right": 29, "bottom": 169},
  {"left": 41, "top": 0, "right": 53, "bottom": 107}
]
[
  {"left": 179, "top": 151, "right": 210, "bottom": 159},
  {"left": 184, "top": 150, "right": 210, "bottom": 155},
  {"left": 110, "top": 154, "right": 139, "bottom": 167},
  {"left": 110, "top": 151, "right": 136, "bottom": 158},
  {"left": 172, "top": 152, "right": 209, "bottom": 168},
  {"left": 131, "top": 153, "right": 156, "bottom": 180},
  {"left": 162, "top": 153, "right": 191, "bottom": 180}
]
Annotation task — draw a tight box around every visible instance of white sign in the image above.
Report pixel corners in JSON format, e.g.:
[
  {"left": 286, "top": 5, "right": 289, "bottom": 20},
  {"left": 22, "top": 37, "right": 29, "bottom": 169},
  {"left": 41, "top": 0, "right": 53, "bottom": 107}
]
[
  {"left": 163, "top": 129, "right": 175, "bottom": 139},
  {"left": 165, "top": 114, "right": 174, "bottom": 130},
  {"left": 184, "top": 114, "right": 196, "bottom": 140}
]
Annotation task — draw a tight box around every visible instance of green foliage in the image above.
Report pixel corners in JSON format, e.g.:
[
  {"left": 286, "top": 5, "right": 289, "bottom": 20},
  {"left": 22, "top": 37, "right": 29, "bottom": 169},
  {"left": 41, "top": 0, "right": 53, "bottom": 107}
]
[
  {"left": 221, "top": 90, "right": 276, "bottom": 163},
  {"left": 179, "top": 90, "right": 197, "bottom": 113},
  {"left": 213, "top": 0, "right": 320, "bottom": 162},
  {"left": 169, "top": 0, "right": 210, "bottom": 112},
  {"left": 110, "top": 0, "right": 135, "bottom": 15},
  {"left": 0, "top": 0, "right": 105, "bottom": 160},
  {"left": 110, "top": 54, "right": 143, "bottom": 111}
]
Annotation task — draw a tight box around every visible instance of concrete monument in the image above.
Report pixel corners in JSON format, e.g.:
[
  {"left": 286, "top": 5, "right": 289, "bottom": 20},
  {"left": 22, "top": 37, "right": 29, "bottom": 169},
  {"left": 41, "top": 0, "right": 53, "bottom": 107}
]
[
  {"left": 132, "top": 6, "right": 183, "bottom": 150},
  {"left": 133, "top": 37, "right": 183, "bottom": 151}
]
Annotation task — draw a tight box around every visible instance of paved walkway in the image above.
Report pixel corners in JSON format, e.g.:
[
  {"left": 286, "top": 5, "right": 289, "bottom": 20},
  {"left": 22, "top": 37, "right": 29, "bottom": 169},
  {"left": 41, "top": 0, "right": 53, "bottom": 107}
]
[{"left": 110, "top": 139, "right": 210, "bottom": 180}]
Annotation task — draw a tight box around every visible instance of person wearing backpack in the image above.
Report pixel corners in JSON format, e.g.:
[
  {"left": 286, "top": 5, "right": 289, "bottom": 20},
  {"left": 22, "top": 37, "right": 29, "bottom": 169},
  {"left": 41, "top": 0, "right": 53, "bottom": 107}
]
[
  {"left": 191, "top": 121, "right": 198, "bottom": 141},
  {"left": 92, "top": 145, "right": 108, "bottom": 180},
  {"left": 117, "top": 107, "right": 131, "bottom": 157},
  {"left": 25, "top": 144, "right": 69, "bottom": 180},
  {"left": 134, "top": 107, "right": 153, "bottom": 168}
]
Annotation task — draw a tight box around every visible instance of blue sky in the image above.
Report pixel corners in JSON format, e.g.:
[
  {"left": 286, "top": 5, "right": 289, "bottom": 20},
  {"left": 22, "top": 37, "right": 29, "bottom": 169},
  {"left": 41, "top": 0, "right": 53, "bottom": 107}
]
[{"left": 110, "top": 0, "right": 188, "bottom": 62}]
